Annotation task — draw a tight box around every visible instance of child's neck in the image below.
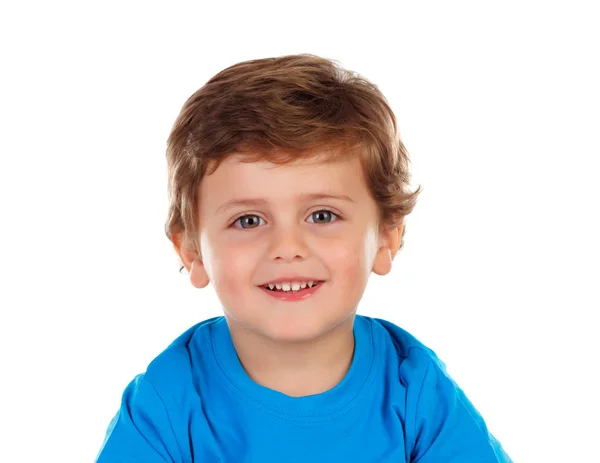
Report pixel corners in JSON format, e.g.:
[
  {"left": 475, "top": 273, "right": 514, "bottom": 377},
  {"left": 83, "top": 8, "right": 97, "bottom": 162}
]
[{"left": 225, "top": 314, "right": 356, "bottom": 398}]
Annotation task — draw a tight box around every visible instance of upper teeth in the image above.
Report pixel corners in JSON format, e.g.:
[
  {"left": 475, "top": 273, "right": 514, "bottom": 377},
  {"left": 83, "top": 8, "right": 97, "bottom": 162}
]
[{"left": 266, "top": 281, "right": 317, "bottom": 291}]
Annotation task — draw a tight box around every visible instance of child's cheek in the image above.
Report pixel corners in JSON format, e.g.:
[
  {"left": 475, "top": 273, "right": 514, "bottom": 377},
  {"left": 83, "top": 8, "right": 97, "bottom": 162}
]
[
  {"left": 325, "top": 240, "right": 372, "bottom": 294},
  {"left": 210, "top": 241, "right": 260, "bottom": 292}
]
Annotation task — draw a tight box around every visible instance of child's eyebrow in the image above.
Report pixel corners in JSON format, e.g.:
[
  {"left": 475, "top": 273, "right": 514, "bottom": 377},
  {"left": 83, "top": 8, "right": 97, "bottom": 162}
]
[{"left": 216, "top": 193, "right": 355, "bottom": 214}]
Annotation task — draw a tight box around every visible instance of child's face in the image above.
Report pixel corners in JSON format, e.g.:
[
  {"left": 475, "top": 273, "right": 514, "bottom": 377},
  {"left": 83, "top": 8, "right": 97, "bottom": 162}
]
[{"left": 178, "top": 152, "right": 401, "bottom": 342}]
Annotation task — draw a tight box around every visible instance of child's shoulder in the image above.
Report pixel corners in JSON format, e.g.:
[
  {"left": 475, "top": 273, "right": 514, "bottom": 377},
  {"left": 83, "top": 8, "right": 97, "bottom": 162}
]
[
  {"left": 366, "top": 315, "right": 434, "bottom": 357},
  {"left": 364, "top": 315, "right": 447, "bottom": 381},
  {"left": 141, "top": 316, "right": 223, "bottom": 391}
]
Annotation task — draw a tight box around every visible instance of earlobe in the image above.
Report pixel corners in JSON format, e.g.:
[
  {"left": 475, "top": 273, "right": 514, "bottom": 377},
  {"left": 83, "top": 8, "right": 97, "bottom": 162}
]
[
  {"left": 372, "top": 223, "right": 403, "bottom": 276},
  {"left": 173, "top": 233, "right": 210, "bottom": 288},
  {"left": 189, "top": 258, "right": 210, "bottom": 289},
  {"left": 372, "top": 248, "right": 393, "bottom": 276}
]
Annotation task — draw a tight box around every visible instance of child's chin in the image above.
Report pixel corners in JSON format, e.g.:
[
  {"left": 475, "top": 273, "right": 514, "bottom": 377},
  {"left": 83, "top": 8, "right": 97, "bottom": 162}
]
[
  {"left": 257, "top": 316, "right": 339, "bottom": 343},
  {"left": 227, "top": 305, "right": 346, "bottom": 343}
]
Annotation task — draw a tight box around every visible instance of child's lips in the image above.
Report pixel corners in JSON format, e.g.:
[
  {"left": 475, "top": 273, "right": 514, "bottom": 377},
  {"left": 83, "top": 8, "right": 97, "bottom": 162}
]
[{"left": 260, "top": 281, "right": 324, "bottom": 301}]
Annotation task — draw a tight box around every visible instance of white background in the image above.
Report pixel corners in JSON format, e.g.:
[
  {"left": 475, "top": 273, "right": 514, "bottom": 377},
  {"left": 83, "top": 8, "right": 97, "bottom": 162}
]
[{"left": 1, "top": 1, "right": 598, "bottom": 461}]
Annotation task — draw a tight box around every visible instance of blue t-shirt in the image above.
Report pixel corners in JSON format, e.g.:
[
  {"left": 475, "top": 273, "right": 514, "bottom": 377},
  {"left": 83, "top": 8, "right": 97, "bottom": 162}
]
[{"left": 96, "top": 315, "right": 512, "bottom": 462}]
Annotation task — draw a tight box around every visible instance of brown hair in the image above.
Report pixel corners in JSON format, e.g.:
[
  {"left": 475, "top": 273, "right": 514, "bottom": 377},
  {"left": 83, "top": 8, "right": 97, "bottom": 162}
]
[{"left": 164, "top": 54, "right": 422, "bottom": 272}]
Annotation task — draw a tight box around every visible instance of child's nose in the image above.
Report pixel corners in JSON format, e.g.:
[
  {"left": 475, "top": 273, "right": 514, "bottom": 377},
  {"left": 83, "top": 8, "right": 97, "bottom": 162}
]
[{"left": 267, "top": 228, "right": 310, "bottom": 261}]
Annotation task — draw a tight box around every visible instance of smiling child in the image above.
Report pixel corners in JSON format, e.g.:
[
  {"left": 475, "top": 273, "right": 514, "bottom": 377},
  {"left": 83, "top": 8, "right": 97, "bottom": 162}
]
[{"left": 96, "top": 54, "right": 512, "bottom": 462}]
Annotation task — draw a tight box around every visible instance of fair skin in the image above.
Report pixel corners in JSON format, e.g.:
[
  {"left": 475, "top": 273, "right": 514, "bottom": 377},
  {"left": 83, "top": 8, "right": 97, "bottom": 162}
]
[{"left": 173, "top": 151, "right": 402, "bottom": 397}]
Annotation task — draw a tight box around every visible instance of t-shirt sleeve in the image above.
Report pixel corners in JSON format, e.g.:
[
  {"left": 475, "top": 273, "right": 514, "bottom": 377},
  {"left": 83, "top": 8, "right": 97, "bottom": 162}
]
[
  {"left": 402, "top": 348, "right": 513, "bottom": 463},
  {"left": 95, "top": 374, "right": 185, "bottom": 463}
]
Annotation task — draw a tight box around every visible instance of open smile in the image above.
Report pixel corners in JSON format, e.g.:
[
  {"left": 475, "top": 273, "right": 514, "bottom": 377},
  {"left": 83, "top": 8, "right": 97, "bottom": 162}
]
[{"left": 259, "top": 281, "right": 324, "bottom": 301}]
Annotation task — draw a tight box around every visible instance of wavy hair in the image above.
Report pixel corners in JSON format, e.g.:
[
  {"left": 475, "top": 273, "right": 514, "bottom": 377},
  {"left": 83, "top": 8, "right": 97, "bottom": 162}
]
[{"left": 165, "top": 54, "right": 422, "bottom": 272}]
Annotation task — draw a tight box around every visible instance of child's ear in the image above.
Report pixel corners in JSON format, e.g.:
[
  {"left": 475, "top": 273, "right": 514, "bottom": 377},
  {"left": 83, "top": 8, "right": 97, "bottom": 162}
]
[
  {"left": 172, "top": 233, "right": 210, "bottom": 289},
  {"left": 372, "top": 223, "right": 403, "bottom": 276}
]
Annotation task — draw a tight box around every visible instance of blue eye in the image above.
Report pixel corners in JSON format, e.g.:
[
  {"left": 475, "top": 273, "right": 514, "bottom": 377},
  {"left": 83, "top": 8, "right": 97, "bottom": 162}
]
[
  {"left": 234, "top": 215, "right": 265, "bottom": 229},
  {"left": 307, "top": 210, "right": 338, "bottom": 224}
]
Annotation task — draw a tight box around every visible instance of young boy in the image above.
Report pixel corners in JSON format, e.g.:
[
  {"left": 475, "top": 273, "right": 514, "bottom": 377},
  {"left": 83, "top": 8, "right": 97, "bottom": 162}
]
[{"left": 96, "top": 54, "right": 512, "bottom": 462}]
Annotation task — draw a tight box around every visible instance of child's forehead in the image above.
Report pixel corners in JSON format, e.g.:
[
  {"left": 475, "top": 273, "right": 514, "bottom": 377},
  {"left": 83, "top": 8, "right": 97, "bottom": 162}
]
[{"left": 200, "top": 153, "right": 369, "bottom": 203}]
